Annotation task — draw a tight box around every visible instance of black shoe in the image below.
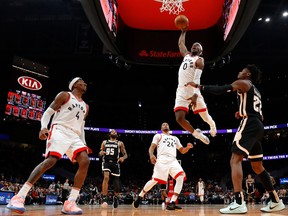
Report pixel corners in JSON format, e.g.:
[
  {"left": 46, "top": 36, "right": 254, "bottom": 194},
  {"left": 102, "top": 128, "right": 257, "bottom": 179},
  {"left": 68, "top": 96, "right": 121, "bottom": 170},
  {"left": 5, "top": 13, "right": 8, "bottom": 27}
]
[
  {"left": 174, "top": 204, "right": 182, "bottom": 210},
  {"left": 166, "top": 202, "right": 182, "bottom": 210},
  {"left": 132, "top": 196, "right": 141, "bottom": 208},
  {"left": 113, "top": 196, "right": 119, "bottom": 208}
]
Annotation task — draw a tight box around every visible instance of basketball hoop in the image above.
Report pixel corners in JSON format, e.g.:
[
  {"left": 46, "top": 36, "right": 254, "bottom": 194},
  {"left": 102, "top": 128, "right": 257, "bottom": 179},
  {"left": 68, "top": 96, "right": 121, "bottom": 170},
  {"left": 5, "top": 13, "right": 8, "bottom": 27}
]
[{"left": 155, "top": 0, "right": 188, "bottom": 15}]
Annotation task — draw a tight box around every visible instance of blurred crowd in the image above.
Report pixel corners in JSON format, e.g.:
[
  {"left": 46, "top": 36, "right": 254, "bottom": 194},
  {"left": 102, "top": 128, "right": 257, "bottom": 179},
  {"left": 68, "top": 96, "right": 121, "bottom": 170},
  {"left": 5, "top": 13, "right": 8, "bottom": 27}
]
[{"left": 1, "top": 172, "right": 288, "bottom": 206}]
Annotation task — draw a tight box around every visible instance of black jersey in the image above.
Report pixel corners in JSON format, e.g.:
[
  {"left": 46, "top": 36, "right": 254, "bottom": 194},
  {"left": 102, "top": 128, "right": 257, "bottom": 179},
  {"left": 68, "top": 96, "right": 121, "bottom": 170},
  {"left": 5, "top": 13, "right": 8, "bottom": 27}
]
[
  {"left": 237, "top": 81, "right": 262, "bottom": 120},
  {"left": 233, "top": 81, "right": 264, "bottom": 159},
  {"left": 246, "top": 179, "right": 255, "bottom": 194},
  {"left": 102, "top": 140, "right": 120, "bottom": 163}
]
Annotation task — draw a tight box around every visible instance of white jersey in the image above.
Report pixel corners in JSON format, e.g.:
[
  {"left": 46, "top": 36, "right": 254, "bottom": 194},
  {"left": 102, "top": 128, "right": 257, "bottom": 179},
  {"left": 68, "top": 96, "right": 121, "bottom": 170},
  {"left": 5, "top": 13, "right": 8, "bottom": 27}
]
[
  {"left": 51, "top": 92, "right": 87, "bottom": 135},
  {"left": 197, "top": 181, "right": 205, "bottom": 196},
  {"left": 178, "top": 54, "right": 202, "bottom": 87},
  {"left": 176, "top": 54, "right": 203, "bottom": 100},
  {"left": 151, "top": 133, "right": 185, "bottom": 182},
  {"left": 152, "top": 133, "right": 183, "bottom": 162}
]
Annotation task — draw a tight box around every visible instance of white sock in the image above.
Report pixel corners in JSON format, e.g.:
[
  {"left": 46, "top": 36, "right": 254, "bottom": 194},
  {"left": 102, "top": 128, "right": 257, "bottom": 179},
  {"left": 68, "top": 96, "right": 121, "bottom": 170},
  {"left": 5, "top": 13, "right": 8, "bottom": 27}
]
[
  {"left": 17, "top": 182, "right": 32, "bottom": 198},
  {"left": 171, "top": 195, "right": 178, "bottom": 202},
  {"left": 68, "top": 187, "right": 80, "bottom": 201}
]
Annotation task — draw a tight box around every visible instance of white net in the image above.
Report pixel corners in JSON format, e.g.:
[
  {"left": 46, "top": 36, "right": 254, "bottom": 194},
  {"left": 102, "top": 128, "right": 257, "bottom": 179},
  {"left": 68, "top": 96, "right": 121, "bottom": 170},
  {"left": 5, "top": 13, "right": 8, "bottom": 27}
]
[{"left": 159, "top": 0, "right": 185, "bottom": 15}]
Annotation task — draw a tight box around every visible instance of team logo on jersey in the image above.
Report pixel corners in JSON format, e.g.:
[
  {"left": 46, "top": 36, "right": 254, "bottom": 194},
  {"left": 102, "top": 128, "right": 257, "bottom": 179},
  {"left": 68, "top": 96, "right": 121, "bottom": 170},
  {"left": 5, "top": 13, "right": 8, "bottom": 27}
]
[{"left": 17, "top": 76, "right": 42, "bottom": 90}]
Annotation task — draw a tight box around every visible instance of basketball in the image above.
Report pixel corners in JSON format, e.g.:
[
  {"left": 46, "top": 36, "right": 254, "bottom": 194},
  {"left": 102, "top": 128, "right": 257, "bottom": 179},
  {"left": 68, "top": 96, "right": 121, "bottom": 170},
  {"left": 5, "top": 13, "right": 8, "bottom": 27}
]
[{"left": 174, "top": 15, "right": 189, "bottom": 30}]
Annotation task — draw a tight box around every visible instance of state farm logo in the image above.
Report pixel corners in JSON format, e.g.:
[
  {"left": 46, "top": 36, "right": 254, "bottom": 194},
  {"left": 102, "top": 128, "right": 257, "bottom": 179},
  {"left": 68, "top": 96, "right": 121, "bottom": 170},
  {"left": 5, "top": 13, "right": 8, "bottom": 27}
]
[
  {"left": 138, "top": 50, "right": 181, "bottom": 58},
  {"left": 17, "top": 76, "right": 42, "bottom": 90}
]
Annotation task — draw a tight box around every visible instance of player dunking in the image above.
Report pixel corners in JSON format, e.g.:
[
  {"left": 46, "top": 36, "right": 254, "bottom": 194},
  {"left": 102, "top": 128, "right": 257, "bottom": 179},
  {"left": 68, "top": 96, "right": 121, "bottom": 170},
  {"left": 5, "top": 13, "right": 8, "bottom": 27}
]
[
  {"left": 6, "top": 77, "right": 91, "bottom": 215},
  {"left": 174, "top": 29, "right": 216, "bottom": 145}
]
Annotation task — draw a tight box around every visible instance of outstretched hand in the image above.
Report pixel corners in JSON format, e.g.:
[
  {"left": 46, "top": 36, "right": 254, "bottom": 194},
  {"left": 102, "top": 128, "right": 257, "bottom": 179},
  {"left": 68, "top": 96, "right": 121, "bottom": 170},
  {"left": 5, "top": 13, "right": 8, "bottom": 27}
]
[
  {"left": 187, "top": 143, "right": 193, "bottom": 149},
  {"left": 235, "top": 111, "right": 240, "bottom": 119},
  {"left": 181, "top": 26, "right": 188, "bottom": 31}
]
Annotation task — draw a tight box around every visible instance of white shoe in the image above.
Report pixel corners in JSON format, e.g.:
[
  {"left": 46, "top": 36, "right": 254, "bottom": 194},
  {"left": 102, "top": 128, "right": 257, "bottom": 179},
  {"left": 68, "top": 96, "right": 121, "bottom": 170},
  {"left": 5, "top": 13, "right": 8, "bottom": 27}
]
[
  {"left": 193, "top": 129, "right": 210, "bottom": 145},
  {"left": 161, "top": 202, "right": 165, "bottom": 210},
  {"left": 101, "top": 201, "right": 108, "bottom": 208},
  {"left": 209, "top": 126, "right": 217, "bottom": 137},
  {"left": 61, "top": 200, "right": 83, "bottom": 215},
  {"left": 260, "top": 199, "right": 285, "bottom": 212},
  {"left": 219, "top": 201, "right": 247, "bottom": 214},
  {"left": 6, "top": 195, "right": 26, "bottom": 214}
]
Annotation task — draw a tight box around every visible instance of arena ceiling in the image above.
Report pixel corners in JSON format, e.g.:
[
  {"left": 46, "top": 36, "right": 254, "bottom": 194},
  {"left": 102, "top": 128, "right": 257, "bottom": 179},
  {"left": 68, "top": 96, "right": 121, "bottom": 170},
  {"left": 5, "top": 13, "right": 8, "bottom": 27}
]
[{"left": 80, "top": 0, "right": 261, "bottom": 65}]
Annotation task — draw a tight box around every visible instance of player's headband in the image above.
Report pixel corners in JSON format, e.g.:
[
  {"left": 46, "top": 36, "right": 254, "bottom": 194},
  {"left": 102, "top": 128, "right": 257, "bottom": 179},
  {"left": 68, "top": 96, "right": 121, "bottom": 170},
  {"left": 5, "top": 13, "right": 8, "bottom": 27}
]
[
  {"left": 69, "top": 77, "right": 81, "bottom": 90},
  {"left": 194, "top": 42, "right": 203, "bottom": 52}
]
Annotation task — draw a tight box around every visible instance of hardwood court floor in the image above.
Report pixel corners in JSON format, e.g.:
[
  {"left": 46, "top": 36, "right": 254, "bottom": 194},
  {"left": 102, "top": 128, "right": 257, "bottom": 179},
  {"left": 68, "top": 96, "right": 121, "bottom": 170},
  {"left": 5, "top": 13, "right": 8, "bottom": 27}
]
[{"left": 1, "top": 204, "right": 288, "bottom": 216}]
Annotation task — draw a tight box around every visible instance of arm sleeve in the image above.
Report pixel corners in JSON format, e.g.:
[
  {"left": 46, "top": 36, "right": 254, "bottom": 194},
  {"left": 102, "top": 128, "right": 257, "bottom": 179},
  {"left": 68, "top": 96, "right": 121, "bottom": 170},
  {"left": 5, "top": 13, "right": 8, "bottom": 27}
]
[
  {"left": 201, "top": 84, "right": 233, "bottom": 95},
  {"left": 80, "top": 121, "right": 86, "bottom": 145},
  {"left": 193, "top": 68, "right": 202, "bottom": 95},
  {"left": 193, "top": 68, "right": 202, "bottom": 83},
  {"left": 41, "top": 107, "right": 55, "bottom": 130}
]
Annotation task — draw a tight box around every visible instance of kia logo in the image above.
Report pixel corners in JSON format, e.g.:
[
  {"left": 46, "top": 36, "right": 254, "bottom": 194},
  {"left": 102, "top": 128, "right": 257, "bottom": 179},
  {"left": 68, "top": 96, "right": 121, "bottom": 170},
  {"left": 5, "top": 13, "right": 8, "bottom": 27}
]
[{"left": 17, "top": 76, "right": 42, "bottom": 90}]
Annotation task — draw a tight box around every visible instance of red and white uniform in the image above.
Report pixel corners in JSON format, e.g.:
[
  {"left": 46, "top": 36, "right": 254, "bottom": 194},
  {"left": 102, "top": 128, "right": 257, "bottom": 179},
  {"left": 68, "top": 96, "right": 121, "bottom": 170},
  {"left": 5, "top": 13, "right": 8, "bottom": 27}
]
[
  {"left": 151, "top": 133, "right": 186, "bottom": 183},
  {"left": 45, "top": 92, "right": 88, "bottom": 162},
  {"left": 174, "top": 54, "right": 207, "bottom": 113},
  {"left": 197, "top": 180, "right": 205, "bottom": 202}
]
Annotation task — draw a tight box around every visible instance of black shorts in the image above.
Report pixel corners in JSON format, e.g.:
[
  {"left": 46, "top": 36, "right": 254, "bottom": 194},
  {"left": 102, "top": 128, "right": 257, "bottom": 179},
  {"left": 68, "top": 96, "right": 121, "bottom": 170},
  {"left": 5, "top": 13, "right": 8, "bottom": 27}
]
[
  {"left": 160, "top": 183, "right": 167, "bottom": 190},
  {"left": 102, "top": 161, "right": 120, "bottom": 176},
  {"left": 247, "top": 188, "right": 255, "bottom": 194},
  {"left": 231, "top": 117, "right": 264, "bottom": 161}
]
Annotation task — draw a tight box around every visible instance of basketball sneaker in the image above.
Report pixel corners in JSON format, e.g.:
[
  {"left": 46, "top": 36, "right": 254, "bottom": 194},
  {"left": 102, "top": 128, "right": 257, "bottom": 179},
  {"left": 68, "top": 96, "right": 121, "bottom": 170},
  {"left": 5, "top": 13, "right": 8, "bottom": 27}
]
[
  {"left": 113, "top": 196, "right": 119, "bottom": 208},
  {"left": 101, "top": 196, "right": 108, "bottom": 208},
  {"left": 260, "top": 199, "right": 285, "bottom": 212},
  {"left": 61, "top": 200, "right": 83, "bottom": 215},
  {"left": 166, "top": 201, "right": 182, "bottom": 211},
  {"left": 132, "top": 196, "right": 142, "bottom": 208},
  {"left": 6, "top": 195, "right": 26, "bottom": 214},
  {"left": 161, "top": 202, "right": 166, "bottom": 210},
  {"left": 219, "top": 200, "right": 247, "bottom": 214},
  {"left": 193, "top": 128, "right": 210, "bottom": 145}
]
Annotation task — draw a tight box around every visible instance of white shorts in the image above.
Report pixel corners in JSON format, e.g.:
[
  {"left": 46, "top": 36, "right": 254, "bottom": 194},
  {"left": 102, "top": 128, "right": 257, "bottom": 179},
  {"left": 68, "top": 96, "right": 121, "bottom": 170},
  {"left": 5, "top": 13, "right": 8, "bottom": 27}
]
[
  {"left": 45, "top": 124, "right": 88, "bottom": 163},
  {"left": 174, "top": 86, "right": 207, "bottom": 113},
  {"left": 152, "top": 157, "right": 185, "bottom": 183},
  {"left": 198, "top": 189, "right": 205, "bottom": 196}
]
